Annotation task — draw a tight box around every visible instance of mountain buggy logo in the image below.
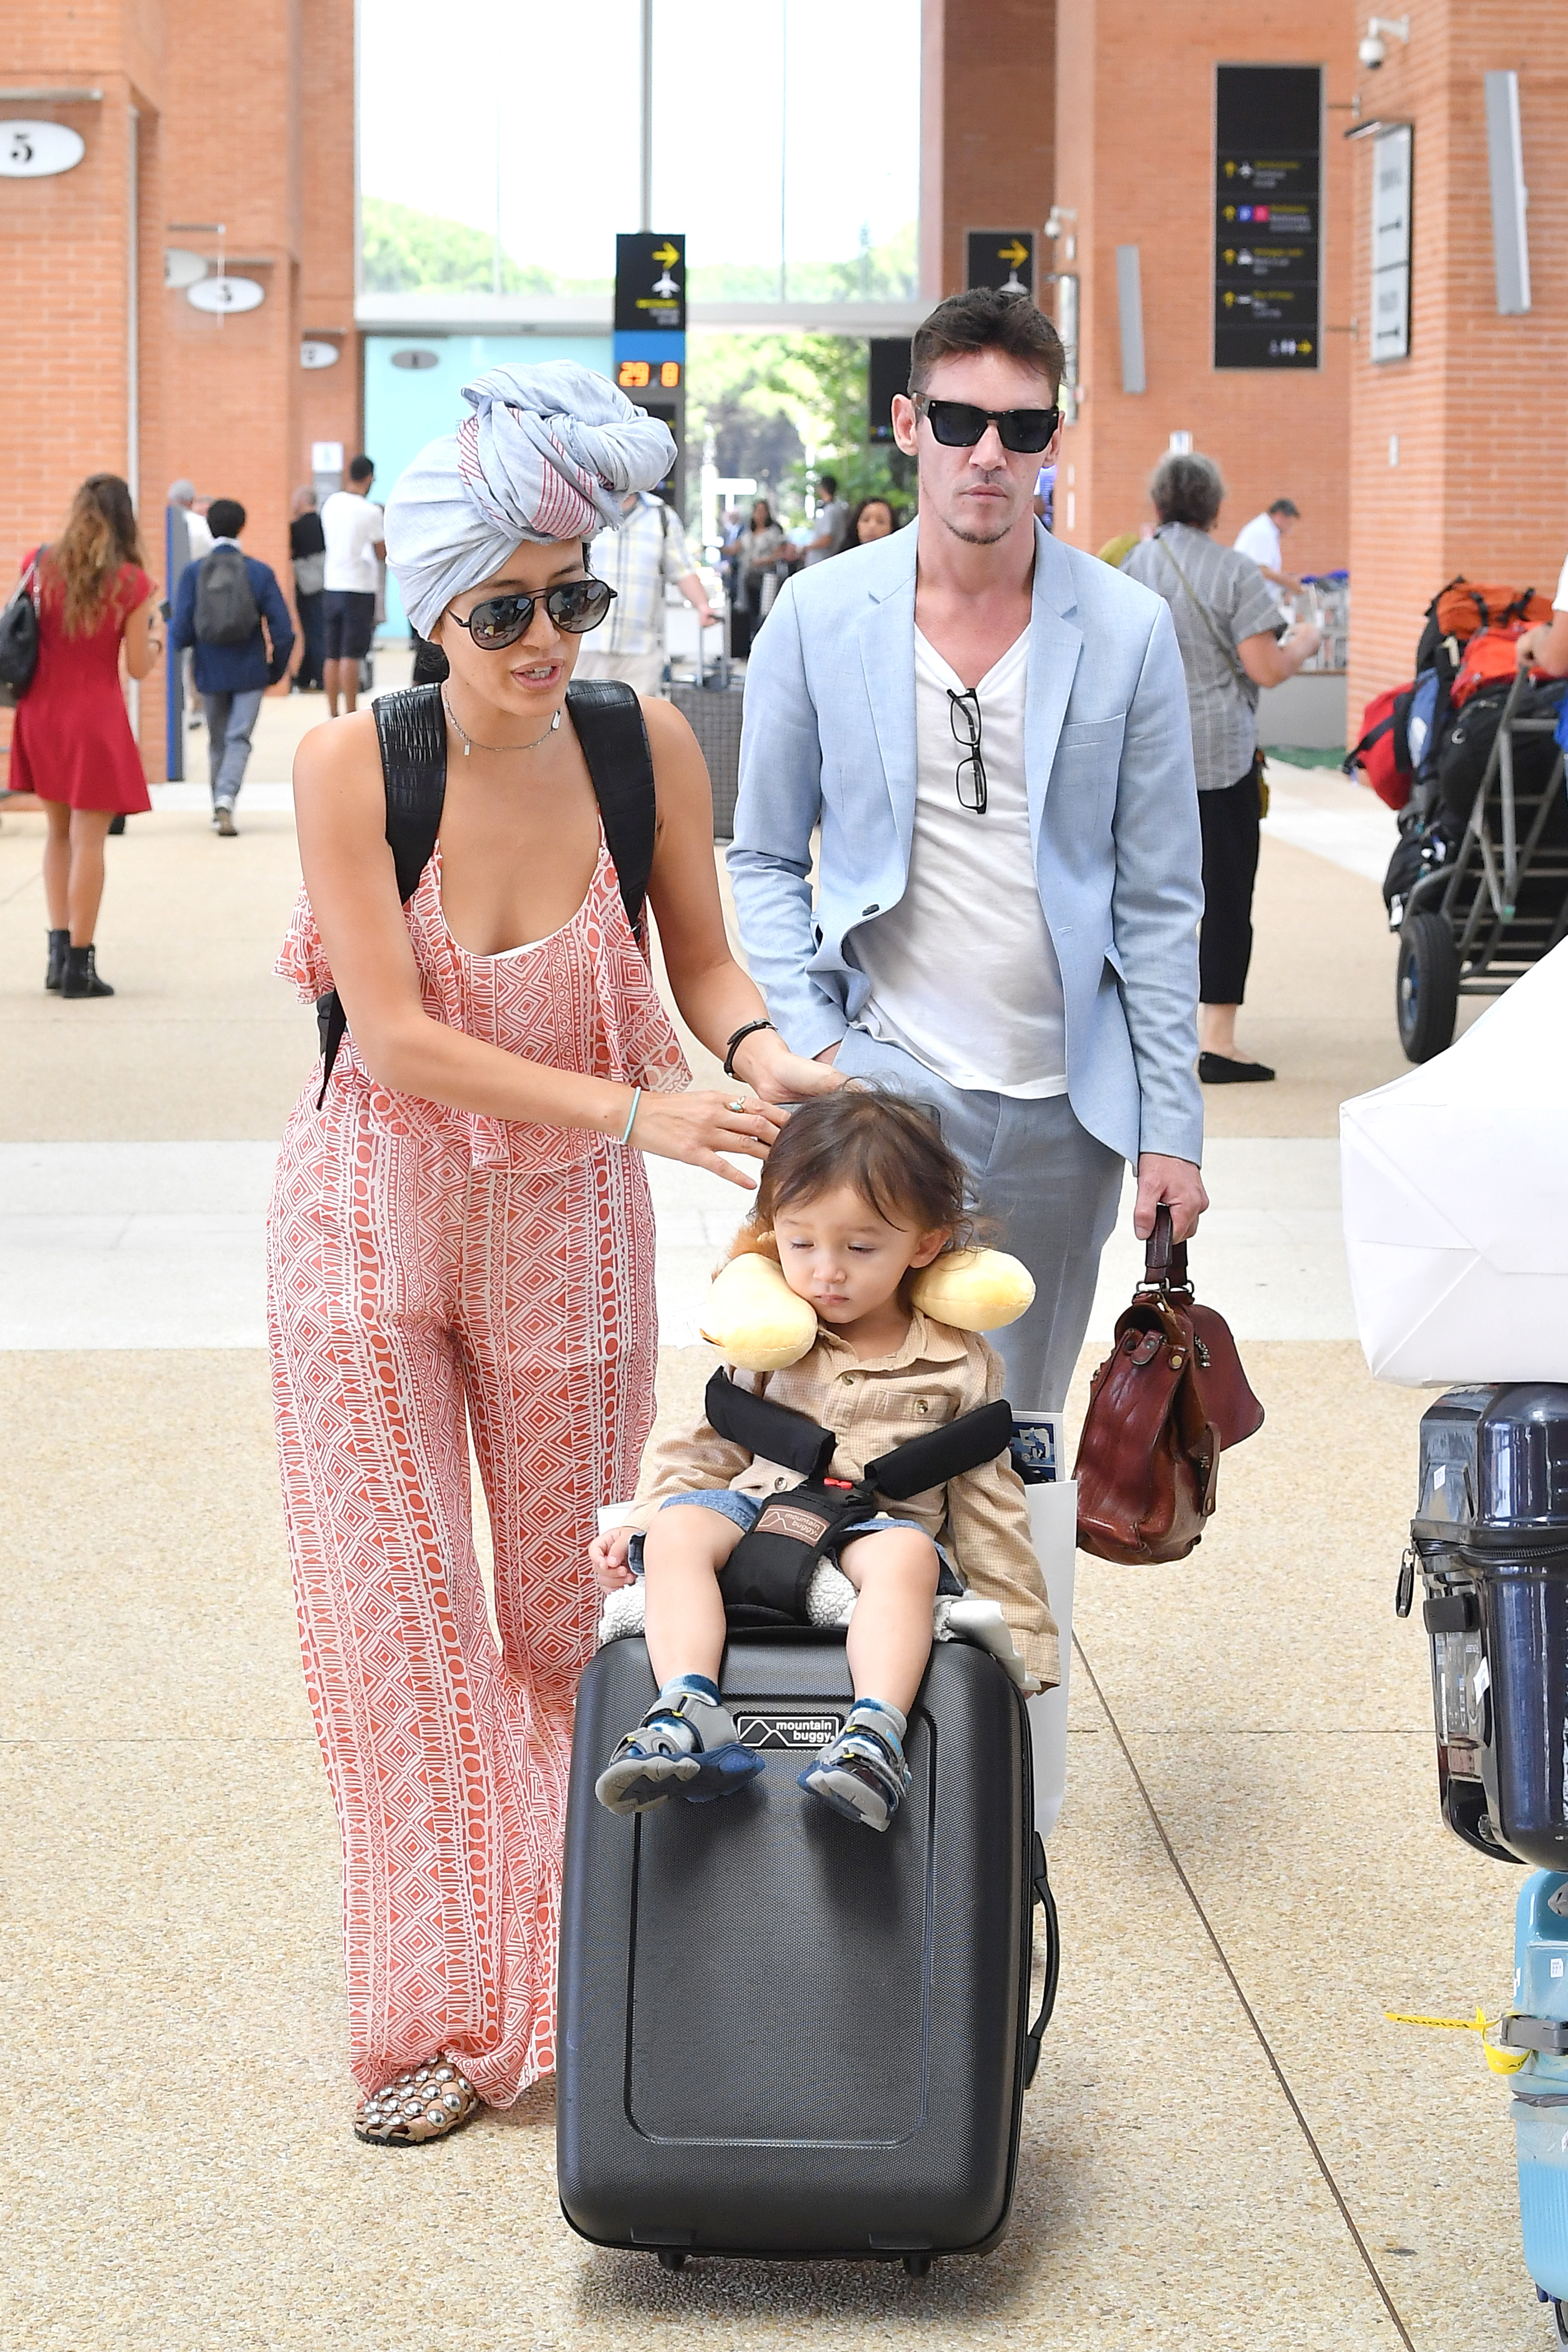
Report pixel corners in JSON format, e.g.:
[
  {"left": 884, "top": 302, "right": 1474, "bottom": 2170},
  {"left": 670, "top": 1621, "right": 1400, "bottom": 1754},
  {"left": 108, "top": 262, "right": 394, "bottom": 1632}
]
[{"left": 734, "top": 1711, "right": 841, "bottom": 1751}]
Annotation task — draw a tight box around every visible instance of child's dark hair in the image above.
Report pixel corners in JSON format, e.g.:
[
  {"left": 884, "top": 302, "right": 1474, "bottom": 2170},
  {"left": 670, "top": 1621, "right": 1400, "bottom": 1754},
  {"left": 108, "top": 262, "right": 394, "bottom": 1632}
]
[{"left": 740, "top": 1088, "right": 979, "bottom": 1254}]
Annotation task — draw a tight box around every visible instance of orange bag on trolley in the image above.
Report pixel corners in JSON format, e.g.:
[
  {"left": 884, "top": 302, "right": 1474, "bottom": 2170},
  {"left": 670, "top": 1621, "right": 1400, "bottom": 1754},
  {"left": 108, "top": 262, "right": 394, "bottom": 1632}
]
[{"left": 1450, "top": 623, "right": 1540, "bottom": 711}]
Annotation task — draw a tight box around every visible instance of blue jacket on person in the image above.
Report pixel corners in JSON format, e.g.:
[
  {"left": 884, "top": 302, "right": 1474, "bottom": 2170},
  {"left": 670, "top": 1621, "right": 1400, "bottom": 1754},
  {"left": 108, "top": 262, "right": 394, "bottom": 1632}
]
[
  {"left": 170, "top": 540, "right": 295, "bottom": 694},
  {"left": 728, "top": 517, "right": 1206, "bottom": 1170}
]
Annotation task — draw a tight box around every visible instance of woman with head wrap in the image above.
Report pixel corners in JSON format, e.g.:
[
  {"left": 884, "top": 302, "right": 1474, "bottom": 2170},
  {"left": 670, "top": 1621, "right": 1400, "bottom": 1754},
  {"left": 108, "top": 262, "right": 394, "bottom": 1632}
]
[{"left": 266, "top": 364, "right": 839, "bottom": 2145}]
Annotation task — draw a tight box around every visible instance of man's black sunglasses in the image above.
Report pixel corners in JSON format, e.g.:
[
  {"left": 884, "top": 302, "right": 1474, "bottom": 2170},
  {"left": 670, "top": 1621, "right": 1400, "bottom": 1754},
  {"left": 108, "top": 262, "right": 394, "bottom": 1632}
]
[
  {"left": 444, "top": 578, "right": 616, "bottom": 650},
  {"left": 915, "top": 395, "right": 1062, "bottom": 454}
]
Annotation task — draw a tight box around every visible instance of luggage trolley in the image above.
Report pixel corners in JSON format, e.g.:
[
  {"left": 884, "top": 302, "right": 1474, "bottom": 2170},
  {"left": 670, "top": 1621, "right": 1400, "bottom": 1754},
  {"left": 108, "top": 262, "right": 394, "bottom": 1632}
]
[{"left": 1395, "top": 668, "right": 1568, "bottom": 1062}]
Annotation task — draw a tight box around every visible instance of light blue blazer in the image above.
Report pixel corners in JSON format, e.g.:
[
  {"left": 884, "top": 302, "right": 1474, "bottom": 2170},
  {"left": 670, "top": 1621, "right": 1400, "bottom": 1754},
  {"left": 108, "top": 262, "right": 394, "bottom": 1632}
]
[{"left": 727, "top": 519, "right": 1205, "bottom": 1168}]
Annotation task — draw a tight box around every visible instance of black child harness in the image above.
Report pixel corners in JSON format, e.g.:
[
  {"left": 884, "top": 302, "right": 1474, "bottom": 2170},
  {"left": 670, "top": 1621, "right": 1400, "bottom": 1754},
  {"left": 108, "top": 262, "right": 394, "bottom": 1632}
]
[
  {"left": 315, "top": 679, "right": 659, "bottom": 1106},
  {"left": 704, "top": 1368, "right": 1015, "bottom": 1629}
]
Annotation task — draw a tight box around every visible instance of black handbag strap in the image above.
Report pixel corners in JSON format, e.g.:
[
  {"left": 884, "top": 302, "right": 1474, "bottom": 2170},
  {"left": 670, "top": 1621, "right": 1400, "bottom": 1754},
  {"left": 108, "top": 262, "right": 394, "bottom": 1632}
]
[{"left": 315, "top": 677, "right": 658, "bottom": 1106}]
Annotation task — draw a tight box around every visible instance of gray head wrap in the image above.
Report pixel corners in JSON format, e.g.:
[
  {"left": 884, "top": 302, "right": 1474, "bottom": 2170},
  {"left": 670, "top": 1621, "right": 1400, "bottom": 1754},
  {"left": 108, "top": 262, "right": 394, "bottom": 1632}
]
[{"left": 384, "top": 362, "right": 676, "bottom": 637}]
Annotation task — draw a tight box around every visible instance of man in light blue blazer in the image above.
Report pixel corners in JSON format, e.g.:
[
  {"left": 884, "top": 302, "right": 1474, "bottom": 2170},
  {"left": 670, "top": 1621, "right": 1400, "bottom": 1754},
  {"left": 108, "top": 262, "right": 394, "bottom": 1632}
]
[{"left": 729, "top": 290, "right": 1208, "bottom": 1413}]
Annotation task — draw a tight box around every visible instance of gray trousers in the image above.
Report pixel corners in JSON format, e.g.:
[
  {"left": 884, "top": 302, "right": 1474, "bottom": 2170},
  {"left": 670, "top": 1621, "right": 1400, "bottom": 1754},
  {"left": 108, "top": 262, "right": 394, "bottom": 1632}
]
[
  {"left": 201, "top": 688, "right": 264, "bottom": 806},
  {"left": 832, "top": 1026, "right": 1125, "bottom": 1412}
]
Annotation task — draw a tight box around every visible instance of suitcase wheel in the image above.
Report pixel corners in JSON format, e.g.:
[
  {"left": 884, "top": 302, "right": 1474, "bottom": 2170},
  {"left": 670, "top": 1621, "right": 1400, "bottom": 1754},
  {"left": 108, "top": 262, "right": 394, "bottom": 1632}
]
[
  {"left": 903, "top": 2255, "right": 932, "bottom": 2278},
  {"left": 656, "top": 2250, "right": 688, "bottom": 2272}
]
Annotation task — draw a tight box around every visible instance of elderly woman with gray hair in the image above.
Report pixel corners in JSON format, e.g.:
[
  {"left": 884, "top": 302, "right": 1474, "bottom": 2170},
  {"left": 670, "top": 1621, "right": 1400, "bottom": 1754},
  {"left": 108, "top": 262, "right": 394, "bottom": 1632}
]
[
  {"left": 1122, "top": 452, "right": 1320, "bottom": 1083},
  {"left": 267, "top": 363, "right": 838, "bottom": 2146}
]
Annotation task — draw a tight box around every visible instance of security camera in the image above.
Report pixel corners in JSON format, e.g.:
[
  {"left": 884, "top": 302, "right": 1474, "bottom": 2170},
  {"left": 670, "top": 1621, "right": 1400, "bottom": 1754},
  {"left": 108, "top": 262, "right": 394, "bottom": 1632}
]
[{"left": 1359, "top": 16, "right": 1409, "bottom": 70}]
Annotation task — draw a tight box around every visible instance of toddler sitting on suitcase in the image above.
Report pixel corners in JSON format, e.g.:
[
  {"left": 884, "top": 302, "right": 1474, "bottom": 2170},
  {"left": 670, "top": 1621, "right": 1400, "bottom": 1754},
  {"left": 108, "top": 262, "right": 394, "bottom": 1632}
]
[{"left": 589, "top": 1090, "right": 1057, "bottom": 1832}]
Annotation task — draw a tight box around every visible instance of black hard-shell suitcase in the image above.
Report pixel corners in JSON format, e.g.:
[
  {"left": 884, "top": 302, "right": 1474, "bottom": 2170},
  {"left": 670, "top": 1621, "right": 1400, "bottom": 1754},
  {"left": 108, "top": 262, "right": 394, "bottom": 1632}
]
[
  {"left": 1401, "top": 1383, "right": 1568, "bottom": 1867},
  {"left": 557, "top": 1628, "right": 1056, "bottom": 2272}
]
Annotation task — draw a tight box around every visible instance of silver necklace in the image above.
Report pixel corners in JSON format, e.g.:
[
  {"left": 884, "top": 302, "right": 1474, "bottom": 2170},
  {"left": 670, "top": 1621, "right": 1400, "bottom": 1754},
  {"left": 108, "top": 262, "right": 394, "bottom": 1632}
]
[{"left": 442, "top": 691, "right": 561, "bottom": 758}]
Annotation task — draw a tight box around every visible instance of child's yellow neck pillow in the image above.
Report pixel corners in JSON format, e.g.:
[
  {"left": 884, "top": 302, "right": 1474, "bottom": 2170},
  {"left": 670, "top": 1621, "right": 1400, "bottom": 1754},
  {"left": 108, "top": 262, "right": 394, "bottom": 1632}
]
[{"left": 699, "top": 1248, "right": 1036, "bottom": 1372}]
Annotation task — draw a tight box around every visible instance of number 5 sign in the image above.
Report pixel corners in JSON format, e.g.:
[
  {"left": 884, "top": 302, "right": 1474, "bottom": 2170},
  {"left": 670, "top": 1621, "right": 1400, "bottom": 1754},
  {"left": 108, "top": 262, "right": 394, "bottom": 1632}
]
[{"left": 0, "top": 121, "right": 87, "bottom": 177}]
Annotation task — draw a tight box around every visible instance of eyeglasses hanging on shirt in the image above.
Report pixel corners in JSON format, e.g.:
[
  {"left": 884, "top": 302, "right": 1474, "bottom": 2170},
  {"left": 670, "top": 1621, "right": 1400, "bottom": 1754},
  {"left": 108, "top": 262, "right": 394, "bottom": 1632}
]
[{"left": 948, "top": 687, "right": 987, "bottom": 814}]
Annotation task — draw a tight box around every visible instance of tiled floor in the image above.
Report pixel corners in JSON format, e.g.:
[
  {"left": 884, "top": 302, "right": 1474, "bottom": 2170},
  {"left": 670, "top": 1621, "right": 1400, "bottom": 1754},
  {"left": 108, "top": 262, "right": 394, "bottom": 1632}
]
[{"left": 0, "top": 744, "right": 1549, "bottom": 2351}]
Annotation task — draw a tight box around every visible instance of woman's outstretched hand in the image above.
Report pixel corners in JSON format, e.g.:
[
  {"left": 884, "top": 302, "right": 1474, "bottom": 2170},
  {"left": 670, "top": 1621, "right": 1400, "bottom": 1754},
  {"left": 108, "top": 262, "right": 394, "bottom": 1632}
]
[{"left": 628, "top": 1087, "right": 787, "bottom": 1188}]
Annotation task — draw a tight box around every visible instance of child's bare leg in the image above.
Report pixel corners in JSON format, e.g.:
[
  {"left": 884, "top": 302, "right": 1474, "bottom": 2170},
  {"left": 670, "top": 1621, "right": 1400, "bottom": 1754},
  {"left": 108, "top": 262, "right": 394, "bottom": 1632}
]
[
  {"left": 800, "top": 1528, "right": 939, "bottom": 1832},
  {"left": 640, "top": 1504, "right": 745, "bottom": 1688},
  {"left": 837, "top": 1528, "right": 940, "bottom": 1716}
]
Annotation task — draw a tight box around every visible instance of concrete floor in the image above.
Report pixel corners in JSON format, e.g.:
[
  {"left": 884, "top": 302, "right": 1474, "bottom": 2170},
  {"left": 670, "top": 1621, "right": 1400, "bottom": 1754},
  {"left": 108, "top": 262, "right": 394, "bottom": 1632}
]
[{"left": 0, "top": 727, "right": 1547, "bottom": 2352}]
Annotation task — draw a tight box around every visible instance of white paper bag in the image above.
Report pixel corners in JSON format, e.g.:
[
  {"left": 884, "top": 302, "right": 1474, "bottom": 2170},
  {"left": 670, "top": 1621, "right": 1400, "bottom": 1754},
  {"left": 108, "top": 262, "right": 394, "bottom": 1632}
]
[
  {"left": 1025, "top": 1479, "right": 1078, "bottom": 1842},
  {"left": 1340, "top": 938, "right": 1568, "bottom": 1385}
]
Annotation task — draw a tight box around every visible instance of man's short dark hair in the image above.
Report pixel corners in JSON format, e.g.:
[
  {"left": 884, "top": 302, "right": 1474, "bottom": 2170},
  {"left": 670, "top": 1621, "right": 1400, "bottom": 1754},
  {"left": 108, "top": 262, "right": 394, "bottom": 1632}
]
[
  {"left": 1149, "top": 453, "right": 1225, "bottom": 531},
  {"left": 1268, "top": 498, "right": 1300, "bottom": 518},
  {"left": 205, "top": 498, "right": 246, "bottom": 538},
  {"left": 909, "top": 287, "right": 1065, "bottom": 400},
  {"left": 349, "top": 454, "right": 374, "bottom": 485},
  {"left": 817, "top": 472, "right": 838, "bottom": 496}
]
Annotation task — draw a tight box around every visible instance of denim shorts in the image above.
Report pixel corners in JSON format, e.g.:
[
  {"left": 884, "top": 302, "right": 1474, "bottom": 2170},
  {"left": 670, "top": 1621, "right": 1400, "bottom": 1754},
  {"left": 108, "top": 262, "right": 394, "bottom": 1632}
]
[{"left": 629, "top": 1489, "right": 962, "bottom": 1590}]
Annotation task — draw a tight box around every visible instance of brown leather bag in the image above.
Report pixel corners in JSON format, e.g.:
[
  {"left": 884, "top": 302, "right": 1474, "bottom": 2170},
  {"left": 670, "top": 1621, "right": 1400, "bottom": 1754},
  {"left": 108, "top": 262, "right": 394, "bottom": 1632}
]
[{"left": 1073, "top": 1206, "right": 1264, "bottom": 1564}]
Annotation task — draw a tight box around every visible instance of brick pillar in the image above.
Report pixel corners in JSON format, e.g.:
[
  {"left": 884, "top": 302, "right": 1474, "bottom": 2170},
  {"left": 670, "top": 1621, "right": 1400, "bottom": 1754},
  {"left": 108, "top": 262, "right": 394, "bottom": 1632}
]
[
  {"left": 1345, "top": 3, "right": 1568, "bottom": 735},
  {"left": 921, "top": 0, "right": 1056, "bottom": 302},
  {"left": 1051, "top": 0, "right": 1353, "bottom": 580}
]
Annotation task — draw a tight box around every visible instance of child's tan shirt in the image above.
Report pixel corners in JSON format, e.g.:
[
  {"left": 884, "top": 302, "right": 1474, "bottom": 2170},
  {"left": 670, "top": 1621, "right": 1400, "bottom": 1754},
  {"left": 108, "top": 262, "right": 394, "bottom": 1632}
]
[{"left": 626, "top": 1310, "right": 1058, "bottom": 1686}]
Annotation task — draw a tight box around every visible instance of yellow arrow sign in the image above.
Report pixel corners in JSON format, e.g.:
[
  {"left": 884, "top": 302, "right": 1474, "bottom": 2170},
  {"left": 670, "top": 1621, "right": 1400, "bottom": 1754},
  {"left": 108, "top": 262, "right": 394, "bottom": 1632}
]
[
  {"left": 997, "top": 238, "right": 1029, "bottom": 268},
  {"left": 651, "top": 240, "right": 679, "bottom": 268}
]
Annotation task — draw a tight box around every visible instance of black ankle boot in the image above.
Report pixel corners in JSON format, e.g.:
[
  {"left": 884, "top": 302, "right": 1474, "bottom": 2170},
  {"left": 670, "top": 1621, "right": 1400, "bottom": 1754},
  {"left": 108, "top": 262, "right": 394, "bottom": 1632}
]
[
  {"left": 60, "top": 944, "right": 114, "bottom": 998},
  {"left": 45, "top": 929, "right": 69, "bottom": 991}
]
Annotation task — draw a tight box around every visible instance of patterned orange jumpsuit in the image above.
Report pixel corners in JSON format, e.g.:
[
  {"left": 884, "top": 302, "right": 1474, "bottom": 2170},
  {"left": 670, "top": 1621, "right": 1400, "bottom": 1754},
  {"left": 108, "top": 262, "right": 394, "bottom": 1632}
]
[{"left": 267, "top": 839, "right": 686, "bottom": 2104}]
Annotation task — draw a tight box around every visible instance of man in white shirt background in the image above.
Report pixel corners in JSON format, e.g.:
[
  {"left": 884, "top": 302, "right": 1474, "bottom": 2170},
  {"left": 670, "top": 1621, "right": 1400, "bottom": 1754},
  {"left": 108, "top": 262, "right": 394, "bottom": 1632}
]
[
  {"left": 320, "top": 455, "right": 385, "bottom": 716},
  {"left": 1232, "top": 497, "right": 1302, "bottom": 596},
  {"left": 800, "top": 473, "right": 849, "bottom": 567},
  {"left": 575, "top": 489, "right": 713, "bottom": 699}
]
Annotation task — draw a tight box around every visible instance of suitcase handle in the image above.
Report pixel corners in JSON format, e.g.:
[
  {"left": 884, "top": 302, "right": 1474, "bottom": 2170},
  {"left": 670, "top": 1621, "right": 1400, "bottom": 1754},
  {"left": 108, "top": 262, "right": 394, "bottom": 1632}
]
[{"left": 1023, "top": 1831, "right": 1059, "bottom": 2087}]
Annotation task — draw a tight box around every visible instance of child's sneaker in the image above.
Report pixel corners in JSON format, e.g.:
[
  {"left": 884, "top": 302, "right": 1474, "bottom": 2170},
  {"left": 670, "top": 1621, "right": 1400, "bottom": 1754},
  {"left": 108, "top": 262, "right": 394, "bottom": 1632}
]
[
  {"left": 595, "top": 1676, "right": 763, "bottom": 1816},
  {"left": 799, "top": 1699, "right": 912, "bottom": 1832}
]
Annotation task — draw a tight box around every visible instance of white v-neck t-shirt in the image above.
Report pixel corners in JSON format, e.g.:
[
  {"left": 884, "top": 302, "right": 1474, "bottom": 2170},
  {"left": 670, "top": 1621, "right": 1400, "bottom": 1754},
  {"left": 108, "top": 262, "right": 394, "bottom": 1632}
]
[{"left": 850, "top": 627, "right": 1068, "bottom": 1097}]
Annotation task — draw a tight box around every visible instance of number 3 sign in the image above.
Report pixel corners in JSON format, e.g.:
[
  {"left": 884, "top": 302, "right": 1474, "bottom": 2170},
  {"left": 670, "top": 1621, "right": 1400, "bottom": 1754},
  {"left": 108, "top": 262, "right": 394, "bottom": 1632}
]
[{"left": 0, "top": 121, "right": 87, "bottom": 177}]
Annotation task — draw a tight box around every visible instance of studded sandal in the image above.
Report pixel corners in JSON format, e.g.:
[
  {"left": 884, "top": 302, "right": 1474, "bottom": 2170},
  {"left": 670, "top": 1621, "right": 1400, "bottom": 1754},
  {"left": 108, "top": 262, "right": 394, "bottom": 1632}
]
[{"left": 354, "top": 2058, "right": 481, "bottom": 2147}]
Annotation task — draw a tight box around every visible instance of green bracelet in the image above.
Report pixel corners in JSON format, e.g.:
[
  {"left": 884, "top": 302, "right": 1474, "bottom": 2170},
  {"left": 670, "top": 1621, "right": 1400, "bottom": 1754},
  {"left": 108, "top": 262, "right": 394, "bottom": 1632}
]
[{"left": 619, "top": 1089, "right": 642, "bottom": 1145}]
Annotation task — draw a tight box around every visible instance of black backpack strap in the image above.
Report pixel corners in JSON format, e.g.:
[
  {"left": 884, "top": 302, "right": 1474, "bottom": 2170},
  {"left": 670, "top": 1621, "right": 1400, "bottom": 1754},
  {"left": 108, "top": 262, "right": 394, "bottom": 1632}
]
[
  {"left": 566, "top": 678, "right": 656, "bottom": 943},
  {"left": 315, "top": 684, "right": 447, "bottom": 1108}
]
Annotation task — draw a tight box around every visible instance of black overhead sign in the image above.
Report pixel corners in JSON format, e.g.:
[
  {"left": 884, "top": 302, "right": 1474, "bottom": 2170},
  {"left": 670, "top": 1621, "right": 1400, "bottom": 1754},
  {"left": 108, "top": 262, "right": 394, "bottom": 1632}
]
[
  {"left": 1214, "top": 65, "right": 1321, "bottom": 371},
  {"left": 868, "top": 338, "right": 912, "bottom": 443},
  {"left": 614, "top": 232, "right": 686, "bottom": 334},
  {"left": 966, "top": 230, "right": 1035, "bottom": 301}
]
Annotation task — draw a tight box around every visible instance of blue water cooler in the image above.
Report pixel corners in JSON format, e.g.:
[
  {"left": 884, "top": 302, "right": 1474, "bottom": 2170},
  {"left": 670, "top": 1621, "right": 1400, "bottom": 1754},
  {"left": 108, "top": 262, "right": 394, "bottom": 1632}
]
[{"left": 1502, "top": 1874, "right": 1568, "bottom": 2342}]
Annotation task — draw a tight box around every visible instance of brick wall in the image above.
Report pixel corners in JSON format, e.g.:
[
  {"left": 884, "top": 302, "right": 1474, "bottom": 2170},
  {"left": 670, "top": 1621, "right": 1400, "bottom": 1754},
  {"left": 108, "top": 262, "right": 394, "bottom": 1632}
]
[
  {"left": 920, "top": 0, "right": 1056, "bottom": 301},
  {"left": 1345, "top": 2, "right": 1568, "bottom": 733},
  {"left": 1051, "top": 1, "right": 1356, "bottom": 587},
  {"left": 1, "top": 0, "right": 358, "bottom": 784}
]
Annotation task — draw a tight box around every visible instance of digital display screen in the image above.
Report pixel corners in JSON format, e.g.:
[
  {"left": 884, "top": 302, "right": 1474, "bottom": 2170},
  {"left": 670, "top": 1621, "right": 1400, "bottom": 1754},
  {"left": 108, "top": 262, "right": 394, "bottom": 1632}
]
[{"left": 617, "top": 359, "right": 683, "bottom": 390}]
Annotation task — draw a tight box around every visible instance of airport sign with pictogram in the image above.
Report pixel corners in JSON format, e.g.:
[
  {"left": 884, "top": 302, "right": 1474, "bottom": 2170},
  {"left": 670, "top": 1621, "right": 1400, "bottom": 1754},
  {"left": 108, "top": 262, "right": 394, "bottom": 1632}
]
[
  {"left": 966, "top": 232, "right": 1035, "bottom": 301},
  {"left": 1214, "top": 65, "right": 1321, "bottom": 369},
  {"left": 614, "top": 233, "right": 686, "bottom": 334}
]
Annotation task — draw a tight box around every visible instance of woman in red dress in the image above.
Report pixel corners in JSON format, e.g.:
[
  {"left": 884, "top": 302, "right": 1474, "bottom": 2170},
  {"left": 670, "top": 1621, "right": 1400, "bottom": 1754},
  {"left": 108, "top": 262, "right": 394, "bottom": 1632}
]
[{"left": 11, "top": 474, "right": 163, "bottom": 997}]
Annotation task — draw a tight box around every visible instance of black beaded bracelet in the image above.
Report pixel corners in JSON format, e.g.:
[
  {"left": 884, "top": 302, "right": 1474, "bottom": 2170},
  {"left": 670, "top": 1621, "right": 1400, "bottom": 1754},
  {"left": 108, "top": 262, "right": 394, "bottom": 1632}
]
[{"left": 722, "top": 1018, "right": 776, "bottom": 1077}]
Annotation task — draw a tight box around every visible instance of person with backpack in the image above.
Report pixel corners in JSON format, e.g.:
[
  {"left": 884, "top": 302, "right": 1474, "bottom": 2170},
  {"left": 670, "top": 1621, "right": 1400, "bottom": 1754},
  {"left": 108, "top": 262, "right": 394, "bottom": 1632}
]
[
  {"left": 168, "top": 498, "right": 294, "bottom": 836},
  {"left": 7, "top": 473, "right": 163, "bottom": 997},
  {"left": 267, "top": 362, "right": 839, "bottom": 2147}
]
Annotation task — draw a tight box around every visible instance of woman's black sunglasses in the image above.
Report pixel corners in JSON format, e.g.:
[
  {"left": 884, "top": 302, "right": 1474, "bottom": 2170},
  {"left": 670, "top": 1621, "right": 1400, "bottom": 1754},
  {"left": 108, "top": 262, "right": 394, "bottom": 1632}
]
[
  {"left": 444, "top": 578, "right": 616, "bottom": 650},
  {"left": 915, "top": 395, "right": 1062, "bottom": 454}
]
